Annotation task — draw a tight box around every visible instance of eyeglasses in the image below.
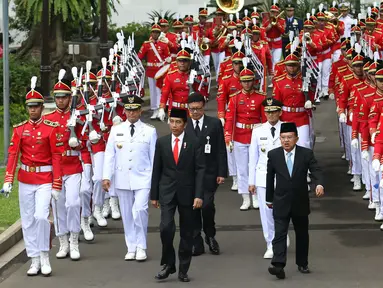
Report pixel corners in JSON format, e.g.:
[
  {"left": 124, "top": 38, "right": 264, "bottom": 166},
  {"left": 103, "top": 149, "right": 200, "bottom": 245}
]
[
  {"left": 188, "top": 107, "right": 204, "bottom": 112},
  {"left": 280, "top": 135, "right": 296, "bottom": 141}
]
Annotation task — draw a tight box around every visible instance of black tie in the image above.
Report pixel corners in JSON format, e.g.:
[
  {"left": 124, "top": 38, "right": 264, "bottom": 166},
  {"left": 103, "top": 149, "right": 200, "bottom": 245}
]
[
  {"left": 195, "top": 120, "right": 201, "bottom": 137},
  {"left": 130, "top": 124, "right": 135, "bottom": 137},
  {"left": 271, "top": 127, "right": 276, "bottom": 138}
]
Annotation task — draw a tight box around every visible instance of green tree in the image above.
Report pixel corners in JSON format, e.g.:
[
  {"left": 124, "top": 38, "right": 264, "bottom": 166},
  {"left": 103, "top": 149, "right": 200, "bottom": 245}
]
[{"left": 145, "top": 10, "right": 177, "bottom": 26}]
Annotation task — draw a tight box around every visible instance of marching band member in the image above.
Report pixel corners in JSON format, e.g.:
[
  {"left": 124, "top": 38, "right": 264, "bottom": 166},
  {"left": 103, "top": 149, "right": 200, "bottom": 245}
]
[
  {"left": 2, "top": 77, "right": 63, "bottom": 276},
  {"left": 224, "top": 60, "right": 266, "bottom": 210},
  {"left": 138, "top": 19, "right": 171, "bottom": 120},
  {"left": 329, "top": 2, "right": 345, "bottom": 62},
  {"left": 192, "top": 6, "right": 211, "bottom": 65},
  {"left": 159, "top": 17, "right": 179, "bottom": 61}
]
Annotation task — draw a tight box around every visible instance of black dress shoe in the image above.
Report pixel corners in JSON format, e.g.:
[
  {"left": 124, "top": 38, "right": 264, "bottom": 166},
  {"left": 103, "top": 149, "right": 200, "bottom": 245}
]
[
  {"left": 298, "top": 266, "right": 311, "bottom": 274},
  {"left": 268, "top": 265, "right": 285, "bottom": 279},
  {"left": 154, "top": 265, "right": 176, "bottom": 280},
  {"left": 192, "top": 245, "right": 205, "bottom": 256},
  {"left": 178, "top": 272, "right": 190, "bottom": 282},
  {"left": 205, "top": 237, "right": 220, "bottom": 255}
]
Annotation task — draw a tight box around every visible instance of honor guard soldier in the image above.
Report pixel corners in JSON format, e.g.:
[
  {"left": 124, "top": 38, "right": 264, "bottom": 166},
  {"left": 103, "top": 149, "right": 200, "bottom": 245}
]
[
  {"left": 2, "top": 77, "right": 63, "bottom": 276},
  {"left": 282, "top": 3, "right": 303, "bottom": 58},
  {"left": 158, "top": 45, "right": 209, "bottom": 121},
  {"left": 339, "top": 2, "right": 354, "bottom": 38},
  {"left": 329, "top": 2, "right": 345, "bottom": 62},
  {"left": 44, "top": 70, "right": 84, "bottom": 261},
  {"left": 103, "top": 95, "right": 157, "bottom": 261},
  {"left": 159, "top": 17, "right": 179, "bottom": 60},
  {"left": 192, "top": 6, "right": 212, "bottom": 64},
  {"left": 273, "top": 52, "right": 314, "bottom": 149},
  {"left": 262, "top": 1, "right": 286, "bottom": 74},
  {"left": 138, "top": 19, "right": 171, "bottom": 119},
  {"left": 249, "top": 98, "right": 287, "bottom": 259},
  {"left": 224, "top": 60, "right": 266, "bottom": 211}
]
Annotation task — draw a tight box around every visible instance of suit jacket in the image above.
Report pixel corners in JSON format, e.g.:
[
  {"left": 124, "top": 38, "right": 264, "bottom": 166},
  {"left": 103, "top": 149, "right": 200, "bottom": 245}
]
[
  {"left": 150, "top": 132, "right": 206, "bottom": 206},
  {"left": 283, "top": 17, "right": 303, "bottom": 39},
  {"left": 186, "top": 115, "right": 228, "bottom": 193},
  {"left": 266, "top": 145, "right": 323, "bottom": 218}
]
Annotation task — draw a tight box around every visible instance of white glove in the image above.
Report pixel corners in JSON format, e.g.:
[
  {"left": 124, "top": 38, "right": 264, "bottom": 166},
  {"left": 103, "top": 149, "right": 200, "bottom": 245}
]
[
  {"left": 349, "top": 112, "right": 353, "bottom": 122},
  {"left": 80, "top": 164, "right": 92, "bottom": 195},
  {"left": 371, "top": 132, "right": 376, "bottom": 144},
  {"left": 158, "top": 108, "right": 166, "bottom": 122},
  {"left": 336, "top": 106, "right": 339, "bottom": 113},
  {"left": 89, "top": 130, "right": 101, "bottom": 144},
  {"left": 329, "top": 93, "right": 335, "bottom": 100},
  {"left": 229, "top": 141, "right": 234, "bottom": 152},
  {"left": 161, "top": 37, "right": 169, "bottom": 44},
  {"left": 339, "top": 113, "right": 347, "bottom": 123},
  {"left": 69, "top": 137, "right": 80, "bottom": 148},
  {"left": 165, "top": 57, "right": 172, "bottom": 63},
  {"left": 304, "top": 100, "right": 313, "bottom": 109},
  {"left": 112, "top": 115, "right": 123, "bottom": 126},
  {"left": 203, "top": 37, "right": 210, "bottom": 43},
  {"left": 380, "top": 178, "right": 383, "bottom": 188},
  {"left": 220, "top": 118, "right": 225, "bottom": 127},
  {"left": 372, "top": 159, "right": 380, "bottom": 172},
  {"left": 361, "top": 150, "right": 369, "bottom": 161},
  {"left": 1, "top": 182, "right": 12, "bottom": 198},
  {"left": 51, "top": 189, "right": 60, "bottom": 201},
  {"left": 351, "top": 138, "right": 359, "bottom": 149}
]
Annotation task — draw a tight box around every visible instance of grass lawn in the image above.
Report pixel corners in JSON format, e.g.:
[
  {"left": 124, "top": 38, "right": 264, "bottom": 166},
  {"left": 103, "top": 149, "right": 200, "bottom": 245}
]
[{"left": 0, "top": 167, "right": 20, "bottom": 232}]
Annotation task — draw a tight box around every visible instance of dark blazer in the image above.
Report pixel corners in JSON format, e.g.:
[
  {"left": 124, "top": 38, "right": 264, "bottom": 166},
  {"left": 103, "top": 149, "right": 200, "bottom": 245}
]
[
  {"left": 150, "top": 132, "right": 206, "bottom": 206},
  {"left": 283, "top": 17, "right": 303, "bottom": 37},
  {"left": 185, "top": 115, "right": 228, "bottom": 193},
  {"left": 266, "top": 145, "right": 323, "bottom": 218}
]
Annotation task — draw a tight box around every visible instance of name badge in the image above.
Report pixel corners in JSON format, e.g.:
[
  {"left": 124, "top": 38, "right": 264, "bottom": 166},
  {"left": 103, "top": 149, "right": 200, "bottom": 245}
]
[{"left": 205, "top": 136, "right": 211, "bottom": 154}]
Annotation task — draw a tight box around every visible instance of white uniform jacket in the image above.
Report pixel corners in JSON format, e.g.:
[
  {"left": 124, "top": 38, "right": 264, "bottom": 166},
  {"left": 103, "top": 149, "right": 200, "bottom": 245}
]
[
  {"left": 103, "top": 120, "right": 157, "bottom": 190},
  {"left": 248, "top": 121, "right": 282, "bottom": 188}
]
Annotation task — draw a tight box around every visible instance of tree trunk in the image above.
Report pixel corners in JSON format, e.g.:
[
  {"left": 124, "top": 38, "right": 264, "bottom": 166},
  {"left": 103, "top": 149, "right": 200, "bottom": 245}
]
[
  {"left": 51, "top": 16, "right": 66, "bottom": 68},
  {"left": 17, "top": 24, "right": 41, "bottom": 58}
]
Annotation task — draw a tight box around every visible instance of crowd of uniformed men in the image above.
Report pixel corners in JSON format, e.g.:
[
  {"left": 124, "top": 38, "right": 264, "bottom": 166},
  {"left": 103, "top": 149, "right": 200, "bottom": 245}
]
[{"left": 2, "top": 0, "right": 383, "bottom": 280}]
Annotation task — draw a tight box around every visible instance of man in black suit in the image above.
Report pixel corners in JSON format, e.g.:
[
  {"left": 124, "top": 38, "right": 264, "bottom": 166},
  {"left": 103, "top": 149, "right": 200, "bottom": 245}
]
[
  {"left": 266, "top": 122, "right": 324, "bottom": 280},
  {"left": 151, "top": 108, "right": 205, "bottom": 282},
  {"left": 282, "top": 4, "right": 303, "bottom": 58},
  {"left": 185, "top": 92, "right": 228, "bottom": 256}
]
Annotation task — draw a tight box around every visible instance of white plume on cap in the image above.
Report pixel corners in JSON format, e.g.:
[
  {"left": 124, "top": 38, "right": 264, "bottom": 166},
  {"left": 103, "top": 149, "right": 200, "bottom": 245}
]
[
  {"left": 374, "top": 1, "right": 377, "bottom": 7},
  {"left": 369, "top": 47, "right": 374, "bottom": 59},
  {"left": 72, "top": 67, "right": 78, "bottom": 79},
  {"left": 234, "top": 38, "right": 239, "bottom": 47},
  {"left": 355, "top": 43, "right": 361, "bottom": 54},
  {"left": 252, "top": 18, "right": 257, "bottom": 26},
  {"left": 229, "top": 14, "right": 234, "bottom": 21},
  {"left": 58, "top": 69, "right": 66, "bottom": 81},
  {"left": 31, "top": 76, "right": 37, "bottom": 90},
  {"left": 253, "top": 7, "right": 257, "bottom": 12},
  {"left": 312, "top": 8, "right": 316, "bottom": 15},
  {"left": 86, "top": 60, "right": 92, "bottom": 72},
  {"left": 242, "top": 57, "right": 248, "bottom": 68},
  {"left": 350, "top": 35, "right": 355, "bottom": 48},
  {"left": 333, "top": 1, "right": 337, "bottom": 7},
  {"left": 109, "top": 48, "right": 114, "bottom": 65},
  {"left": 273, "top": 0, "right": 277, "bottom": 5},
  {"left": 233, "top": 30, "right": 237, "bottom": 38},
  {"left": 289, "top": 30, "right": 294, "bottom": 42},
  {"left": 307, "top": 13, "right": 311, "bottom": 20},
  {"left": 154, "top": 17, "right": 159, "bottom": 24},
  {"left": 353, "top": 19, "right": 358, "bottom": 25},
  {"left": 244, "top": 9, "right": 248, "bottom": 16},
  {"left": 358, "top": 13, "right": 362, "bottom": 20},
  {"left": 368, "top": 7, "right": 372, "bottom": 17},
  {"left": 181, "top": 40, "right": 186, "bottom": 49},
  {"left": 235, "top": 40, "right": 243, "bottom": 51},
  {"left": 113, "top": 44, "right": 118, "bottom": 54},
  {"left": 182, "top": 31, "right": 186, "bottom": 40},
  {"left": 374, "top": 51, "right": 380, "bottom": 61},
  {"left": 245, "top": 19, "right": 250, "bottom": 27},
  {"left": 319, "top": 3, "right": 324, "bottom": 12},
  {"left": 204, "top": 2, "right": 207, "bottom": 9},
  {"left": 236, "top": 12, "right": 240, "bottom": 20}
]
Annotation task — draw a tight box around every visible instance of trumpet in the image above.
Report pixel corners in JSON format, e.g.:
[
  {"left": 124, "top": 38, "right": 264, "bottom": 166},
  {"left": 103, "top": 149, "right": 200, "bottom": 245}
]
[
  {"left": 304, "top": 32, "right": 312, "bottom": 44},
  {"left": 271, "top": 10, "right": 285, "bottom": 26}
]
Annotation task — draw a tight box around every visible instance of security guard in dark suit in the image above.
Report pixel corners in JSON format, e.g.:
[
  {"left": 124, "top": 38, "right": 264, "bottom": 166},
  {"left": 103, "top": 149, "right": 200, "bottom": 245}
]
[{"left": 282, "top": 4, "right": 303, "bottom": 58}]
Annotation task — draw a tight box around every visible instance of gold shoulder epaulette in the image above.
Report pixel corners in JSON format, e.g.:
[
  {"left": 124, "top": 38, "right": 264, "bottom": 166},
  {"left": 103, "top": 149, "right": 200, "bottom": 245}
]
[
  {"left": 168, "top": 70, "right": 177, "bottom": 75},
  {"left": 354, "top": 82, "right": 364, "bottom": 87},
  {"left": 13, "top": 120, "right": 27, "bottom": 128},
  {"left": 222, "top": 74, "right": 231, "bottom": 80},
  {"left": 344, "top": 75, "right": 354, "bottom": 80},
  {"left": 144, "top": 40, "right": 150, "bottom": 43},
  {"left": 43, "top": 110, "right": 55, "bottom": 116},
  {"left": 233, "top": 90, "right": 241, "bottom": 96},
  {"left": 144, "top": 122, "right": 155, "bottom": 128},
  {"left": 222, "top": 57, "right": 230, "bottom": 63},
  {"left": 274, "top": 74, "right": 286, "bottom": 82},
  {"left": 43, "top": 119, "right": 59, "bottom": 127}
]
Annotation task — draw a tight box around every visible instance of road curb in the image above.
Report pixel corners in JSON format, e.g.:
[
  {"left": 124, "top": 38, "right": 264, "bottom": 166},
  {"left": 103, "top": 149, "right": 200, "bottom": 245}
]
[{"left": 0, "top": 220, "right": 23, "bottom": 257}]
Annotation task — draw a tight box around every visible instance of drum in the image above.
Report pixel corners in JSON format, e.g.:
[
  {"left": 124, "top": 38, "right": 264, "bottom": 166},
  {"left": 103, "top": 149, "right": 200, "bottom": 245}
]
[{"left": 154, "top": 64, "right": 170, "bottom": 80}]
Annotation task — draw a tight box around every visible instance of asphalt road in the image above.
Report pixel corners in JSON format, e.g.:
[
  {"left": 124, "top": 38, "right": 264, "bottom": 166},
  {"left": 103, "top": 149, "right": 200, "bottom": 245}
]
[{"left": 1, "top": 94, "right": 383, "bottom": 287}]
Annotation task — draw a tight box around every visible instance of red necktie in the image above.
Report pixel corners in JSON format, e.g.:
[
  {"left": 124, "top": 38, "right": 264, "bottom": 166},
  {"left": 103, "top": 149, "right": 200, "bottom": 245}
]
[{"left": 173, "top": 138, "right": 179, "bottom": 164}]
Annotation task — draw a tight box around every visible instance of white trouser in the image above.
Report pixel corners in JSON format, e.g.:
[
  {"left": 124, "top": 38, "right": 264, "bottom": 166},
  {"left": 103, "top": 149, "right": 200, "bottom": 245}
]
[
  {"left": 257, "top": 187, "right": 274, "bottom": 249},
  {"left": 211, "top": 51, "right": 225, "bottom": 76},
  {"left": 342, "top": 122, "right": 351, "bottom": 161},
  {"left": 320, "top": 58, "right": 332, "bottom": 96},
  {"left": 204, "top": 55, "right": 211, "bottom": 67},
  {"left": 52, "top": 173, "right": 81, "bottom": 236},
  {"left": 346, "top": 125, "right": 362, "bottom": 175},
  {"left": 148, "top": 77, "right": 161, "bottom": 110},
  {"left": 360, "top": 137, "right": 369, "bottom": 188},
  {"left": 369, "top": 147, "right": 380, "bottom": 201},
  {"left": 227, "top": 147, "right": 237, "bottom": 176},
  {"left": 271, "top": 48, "right": 282, "bottom": 72},
  {"left": 92, "top": 151, "right": 105, "bottom": 207},
  {"left": 116, "top": 188, "right": 150, "bottom": 252},
  {"left": 80, "top": 164, "right": 93, "bottom": 218},
  {"left": 338, "top": 120, "right": 345, "bottom": 148},
  {"left": 332, "top": 49, "right": 341, "bottom": 63},
  {"left": 316, "top": 62, "right": 323, "bottom": 94},
  {"left": 378, "top": 170, "right": 383, "bottom": 203},
  {"left": 297, "top": 125, "right": 311, "bottom": 149},
  {"left": 19, "top": 182, "right": 52, "bottom": 257},
  {"left": 233, "top": 141, "right": 250, "bottom": 194}
]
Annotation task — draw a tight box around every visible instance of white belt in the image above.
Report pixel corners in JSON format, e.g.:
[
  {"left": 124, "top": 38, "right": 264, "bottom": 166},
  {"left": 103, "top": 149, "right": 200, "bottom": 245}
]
[
  {"left": 282, "top": 106, "right": 305, "bottom": 112},
  {"left": 21, "top": 164, "right": 52, "bottom": 173},
  {"left": 65, "top": 150, "right": 80, "bottom": 156},
  {"left": 172, "top": 102, "right": 188, "bottom": 108},
  {"left": 147, "top": 62, "right": 162, "bottom": 67},
  {"left": 236, "top": 122, "right": 256, "bottom": 129},
  {"left": 268, "top": 37, "right": 282, "bottom": 42}
]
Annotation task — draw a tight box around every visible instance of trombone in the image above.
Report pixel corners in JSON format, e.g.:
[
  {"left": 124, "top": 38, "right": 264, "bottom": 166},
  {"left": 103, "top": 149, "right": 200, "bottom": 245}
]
[{"left": 271, "top": 10, "right": 285, "bottom": 26}]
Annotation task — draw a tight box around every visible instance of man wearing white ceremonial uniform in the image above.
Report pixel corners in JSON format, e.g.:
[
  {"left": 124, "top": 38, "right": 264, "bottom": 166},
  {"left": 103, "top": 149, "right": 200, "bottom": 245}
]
[
  {"left": 103, "top": 95, "right": 157, "bottom": 261},
  {"left": 249, "top": 98, "right": 289, "bottom": 259}
]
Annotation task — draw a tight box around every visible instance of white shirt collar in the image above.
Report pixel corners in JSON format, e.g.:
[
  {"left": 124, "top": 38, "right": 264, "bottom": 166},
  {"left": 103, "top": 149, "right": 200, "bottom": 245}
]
[
  {"left": 284, "top": 145, "right": 296, "bottom": 156},
  {"left": 192, "top": 115, "right": 204, "bottom": 128},
  {"left": 127, "top": 119, "right": 141, "bottom": 127},
  {"left": 172, "top": 131, "right": 185, "bottom": 143}
]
